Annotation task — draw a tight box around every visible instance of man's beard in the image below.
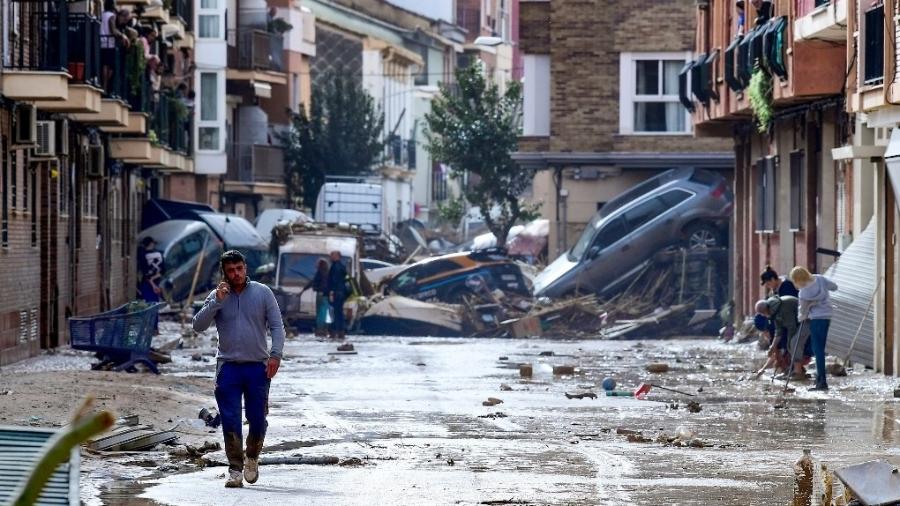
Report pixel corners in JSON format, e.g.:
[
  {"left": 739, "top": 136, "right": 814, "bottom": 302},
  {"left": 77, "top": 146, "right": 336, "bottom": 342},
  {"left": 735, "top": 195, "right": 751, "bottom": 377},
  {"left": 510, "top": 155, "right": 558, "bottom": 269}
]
[{"left": 227, "top": 275, "right": 246, "bottom": 290}]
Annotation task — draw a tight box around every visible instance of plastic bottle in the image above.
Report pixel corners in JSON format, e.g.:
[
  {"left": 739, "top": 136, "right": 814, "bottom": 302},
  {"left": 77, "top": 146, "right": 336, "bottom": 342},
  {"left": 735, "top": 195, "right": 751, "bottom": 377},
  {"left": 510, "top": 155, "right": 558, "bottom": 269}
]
[{"left": 792, "top": 449, "right": 813, "bottom": 506}]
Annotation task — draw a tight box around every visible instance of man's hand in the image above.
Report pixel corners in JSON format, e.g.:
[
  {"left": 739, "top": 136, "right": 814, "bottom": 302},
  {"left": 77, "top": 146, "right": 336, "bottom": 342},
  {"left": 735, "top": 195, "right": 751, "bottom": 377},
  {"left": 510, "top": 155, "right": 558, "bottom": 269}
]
[
  {"left": 215, "top": 282, "right": 230, "bottom": 302},
  {"left": 266, "top": 357, "right": 281, "bottom": 379}
]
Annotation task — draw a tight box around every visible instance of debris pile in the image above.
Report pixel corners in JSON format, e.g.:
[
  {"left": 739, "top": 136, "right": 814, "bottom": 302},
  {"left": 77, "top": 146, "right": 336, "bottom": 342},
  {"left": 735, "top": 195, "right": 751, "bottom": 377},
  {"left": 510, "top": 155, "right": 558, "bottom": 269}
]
[{"left": 87, "top": 415, "right": 178, "bottom": 452}]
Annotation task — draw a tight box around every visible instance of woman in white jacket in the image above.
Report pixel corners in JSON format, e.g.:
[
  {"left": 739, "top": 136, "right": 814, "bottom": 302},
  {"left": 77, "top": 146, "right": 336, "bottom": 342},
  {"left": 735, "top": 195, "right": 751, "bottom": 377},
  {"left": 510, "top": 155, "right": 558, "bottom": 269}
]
[{"left": 790, "top": 266, "right": 838, "bottom": 391}]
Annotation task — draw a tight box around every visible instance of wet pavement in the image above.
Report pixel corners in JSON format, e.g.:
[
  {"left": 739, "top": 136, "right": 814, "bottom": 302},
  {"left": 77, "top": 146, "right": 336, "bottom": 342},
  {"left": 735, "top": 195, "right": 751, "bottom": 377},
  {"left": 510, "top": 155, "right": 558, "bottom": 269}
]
[{"left": 85, "top": 335, "right": 900, "bottom": 505}]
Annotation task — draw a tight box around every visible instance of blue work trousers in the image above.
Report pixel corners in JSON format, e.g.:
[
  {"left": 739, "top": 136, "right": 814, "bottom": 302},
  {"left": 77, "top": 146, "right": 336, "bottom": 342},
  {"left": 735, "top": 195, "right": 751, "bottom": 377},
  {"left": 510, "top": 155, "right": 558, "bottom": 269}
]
[
  {"left": 215, "top": 361, "right": 270, "bottom": 439},
  {"left": 809, "top": 319, "right": 831, "bottom": 387}
]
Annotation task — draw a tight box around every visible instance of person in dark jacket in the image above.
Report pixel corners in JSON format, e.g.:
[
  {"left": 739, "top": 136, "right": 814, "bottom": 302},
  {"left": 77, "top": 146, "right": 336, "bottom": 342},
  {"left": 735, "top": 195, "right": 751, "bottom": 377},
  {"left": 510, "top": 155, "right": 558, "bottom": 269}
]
[
  {"left": 760, "top": 265, "right": 799, "bottom": 298},
  {"left": 301, "top": 258, "right": 330, "bottom": 337},
  {"left": 754, "top": 295, "right": 808, "bottom": 379},
  {"left": 327, "top": 251, "right": 349, "bottom": 339}
]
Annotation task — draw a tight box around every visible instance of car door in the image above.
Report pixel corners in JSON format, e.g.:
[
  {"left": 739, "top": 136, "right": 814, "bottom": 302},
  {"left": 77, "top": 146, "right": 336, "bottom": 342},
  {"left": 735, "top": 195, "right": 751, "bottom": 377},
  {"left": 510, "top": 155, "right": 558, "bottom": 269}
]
[
  {"left": 619, "top": 195, "right": 669, "bottom": 266},
  {"left": 579, "top": 216, "right": 629, "bottom": 293}
]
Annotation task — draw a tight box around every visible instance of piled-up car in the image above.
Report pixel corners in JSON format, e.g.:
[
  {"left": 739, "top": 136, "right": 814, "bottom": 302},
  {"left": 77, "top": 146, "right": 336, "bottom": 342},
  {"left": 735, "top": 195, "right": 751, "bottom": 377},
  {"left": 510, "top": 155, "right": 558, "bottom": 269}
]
[{"left": 533, "top": 168, "right": 732, "bottom": 299}]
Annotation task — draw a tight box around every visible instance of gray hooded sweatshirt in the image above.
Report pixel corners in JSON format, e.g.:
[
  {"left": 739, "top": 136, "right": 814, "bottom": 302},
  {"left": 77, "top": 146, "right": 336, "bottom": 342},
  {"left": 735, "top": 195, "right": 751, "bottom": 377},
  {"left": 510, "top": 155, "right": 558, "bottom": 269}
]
[{"left": 798, "top": 275, "right": 838, "bottom": 321}]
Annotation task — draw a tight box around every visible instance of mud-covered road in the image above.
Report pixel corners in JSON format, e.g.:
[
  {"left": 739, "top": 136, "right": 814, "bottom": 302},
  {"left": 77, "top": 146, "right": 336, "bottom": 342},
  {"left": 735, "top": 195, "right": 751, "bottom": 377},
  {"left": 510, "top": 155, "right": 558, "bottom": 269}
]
[{"left": 67, "top": 332, "right": 900, "bottom": 505}]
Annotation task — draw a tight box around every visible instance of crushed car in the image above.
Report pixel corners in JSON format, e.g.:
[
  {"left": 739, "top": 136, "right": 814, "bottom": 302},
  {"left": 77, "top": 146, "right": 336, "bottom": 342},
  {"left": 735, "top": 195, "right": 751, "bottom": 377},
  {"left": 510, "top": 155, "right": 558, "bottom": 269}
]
[{"left": 533, "top": 167, "right": 732, "bottom": 299}]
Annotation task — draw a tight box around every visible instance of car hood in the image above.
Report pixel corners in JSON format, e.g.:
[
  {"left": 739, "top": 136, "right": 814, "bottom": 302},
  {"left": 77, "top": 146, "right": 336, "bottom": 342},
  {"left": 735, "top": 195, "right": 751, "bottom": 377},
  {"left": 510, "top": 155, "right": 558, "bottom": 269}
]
[{"left": 532, "top": 253, "right": 579, "bottom": 295}]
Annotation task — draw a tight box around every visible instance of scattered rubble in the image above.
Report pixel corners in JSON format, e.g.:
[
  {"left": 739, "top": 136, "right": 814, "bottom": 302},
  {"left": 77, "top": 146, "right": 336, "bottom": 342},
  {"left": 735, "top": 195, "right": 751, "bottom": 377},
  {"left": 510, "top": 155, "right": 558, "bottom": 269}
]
[
  {"left": 552, "top": 365, "right": 576, "bottom": 375},
  {"left": 564, "top": 392, "right": 597, "bottom": 400},
  {"left": 482, "top": 397, "right": 504, "bottom": 407},
  {"left": 478, "top": 412, "right": 509, "bottom": 419},
  {"left": 87, "top": 415, "right": 178, "bottom": 452},
  {"left": 686, "top": 401, "right": 703, "bottom": 413},
  {"left": 645, "top": 363, "right": 670, "bottom": 373},
  {"left": 499, "top": 384, "right": 513, "bottom": 391},
  {"left": 519, "top": 364, "right": 533, "bottom": 378}
]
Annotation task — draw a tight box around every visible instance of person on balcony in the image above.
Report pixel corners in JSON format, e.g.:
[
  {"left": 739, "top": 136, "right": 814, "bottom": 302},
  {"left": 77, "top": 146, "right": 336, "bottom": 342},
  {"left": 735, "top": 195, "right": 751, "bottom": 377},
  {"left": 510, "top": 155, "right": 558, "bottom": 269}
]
[{"left": 100, "top": 0, "right": 130, "bottom": 91}]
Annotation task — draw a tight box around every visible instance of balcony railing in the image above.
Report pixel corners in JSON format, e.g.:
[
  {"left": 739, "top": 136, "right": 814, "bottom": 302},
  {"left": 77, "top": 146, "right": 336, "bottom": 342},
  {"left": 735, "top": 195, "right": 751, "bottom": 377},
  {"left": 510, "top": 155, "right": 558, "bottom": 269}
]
[
  {"left": 172, "top": 0, "right": 193, "bottom": 31},
  {"left": 227, "top": 29, "right": 284, "bottom": 72},
  {"left": 150, "top": 92, "right": 193, "bottom": 154},
  {"left": 4, "top": 0, "right": 69, "bottom": 72},
  {"left": 229, "top": 144, "right": 285, "bottom": 184},
  {"left": 384, "top": 134, "right": 416, "bottom": 170},
  {"left": 99, "top": 35, "right": 127, "bottom": 99},
  {"left": 66, "top": 13, "right": 101, "bottom": 86}
]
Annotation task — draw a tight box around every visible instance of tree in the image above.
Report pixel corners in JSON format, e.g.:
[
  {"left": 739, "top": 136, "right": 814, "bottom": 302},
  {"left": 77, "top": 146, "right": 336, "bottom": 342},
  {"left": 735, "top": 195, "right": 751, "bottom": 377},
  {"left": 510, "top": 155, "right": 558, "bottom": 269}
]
[
  {"left": 280, "top": 71, "right": 384, "bottom": 210},
  {"left": 425, "top": 64, "right": 534, "bottom": 245}
]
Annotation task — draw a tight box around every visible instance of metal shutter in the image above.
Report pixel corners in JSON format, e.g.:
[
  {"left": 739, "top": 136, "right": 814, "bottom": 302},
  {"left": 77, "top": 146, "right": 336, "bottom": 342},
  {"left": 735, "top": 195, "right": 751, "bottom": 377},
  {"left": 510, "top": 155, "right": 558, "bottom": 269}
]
[{"left": 823, "top": 218, "right": 876, "bottom": 367}]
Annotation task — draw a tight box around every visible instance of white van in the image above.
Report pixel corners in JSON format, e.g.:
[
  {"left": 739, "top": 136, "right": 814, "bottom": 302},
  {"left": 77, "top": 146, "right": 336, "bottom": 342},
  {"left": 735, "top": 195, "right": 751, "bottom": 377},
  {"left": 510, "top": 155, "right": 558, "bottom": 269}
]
[{"left": 271, "top": 225, "right": 364, "bottom": 329}]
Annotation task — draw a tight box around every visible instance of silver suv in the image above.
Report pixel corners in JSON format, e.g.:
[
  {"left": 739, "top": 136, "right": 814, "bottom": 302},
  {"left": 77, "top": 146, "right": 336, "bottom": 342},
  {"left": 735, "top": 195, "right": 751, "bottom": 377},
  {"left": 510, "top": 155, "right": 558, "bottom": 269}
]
[{"left": 533, "top": 168, "right": 732, "bottom": 298}]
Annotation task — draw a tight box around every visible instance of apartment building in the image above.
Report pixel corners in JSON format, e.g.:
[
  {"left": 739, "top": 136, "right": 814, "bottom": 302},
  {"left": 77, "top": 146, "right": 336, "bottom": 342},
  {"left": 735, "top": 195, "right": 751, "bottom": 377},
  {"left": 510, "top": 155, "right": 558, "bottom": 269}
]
[
  {"left": 213, "top": 0, "right": 315, "bottom": 219},
  {"left": 304, "top": 0, "right": 464, "bottom": 230},
  {"left": 0, "top": 0, "right": 200, "bottom": 364},
  {"left": 515, "top": 0, "right": 733, "bottom": 261}
]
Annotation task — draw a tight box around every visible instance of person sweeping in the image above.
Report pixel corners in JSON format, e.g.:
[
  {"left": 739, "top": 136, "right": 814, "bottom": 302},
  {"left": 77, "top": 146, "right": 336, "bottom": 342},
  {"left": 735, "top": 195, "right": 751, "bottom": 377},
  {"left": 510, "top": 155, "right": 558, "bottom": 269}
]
[
  {"left": 790, "top": 266, "right": 838, "bottom": 391},
  {"left": 193, "top": 250, "right": 286, "bottom": 488}
]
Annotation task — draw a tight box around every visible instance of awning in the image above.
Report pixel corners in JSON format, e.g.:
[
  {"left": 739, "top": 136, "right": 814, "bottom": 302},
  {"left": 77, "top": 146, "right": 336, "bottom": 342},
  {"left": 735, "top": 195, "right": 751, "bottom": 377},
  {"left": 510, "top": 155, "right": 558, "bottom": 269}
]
[
  {"left": 882, "top": 127, "right": 900, "bottom": 209},
  {"left": 823, "top": 218, "right": 876, "bottom": 368}
]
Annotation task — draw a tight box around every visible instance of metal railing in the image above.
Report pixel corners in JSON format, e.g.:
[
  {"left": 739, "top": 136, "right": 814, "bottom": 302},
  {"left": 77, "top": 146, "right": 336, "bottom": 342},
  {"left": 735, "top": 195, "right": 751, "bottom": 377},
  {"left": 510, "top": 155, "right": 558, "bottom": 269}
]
[
  {"left": 172, "top": 0, "right": 193, "bottom": 31},
  {"left": 150, "top": 92, "right": 192, "bottom": 154},
  {"left": 384, "top": 134, "right": 416, "bottom": 170},
  {"left": 99, "top": 35, "right": 126, "bottom": 99},
  {"left": 4, "top": 0, "right": 69, "bottom": 72},
  {"left": 227, "top": 29, "right": 284, "bottom": 72},
  {"left": 66, "top": 13, "right": 101, "bottom": 86},
  {"left": 232, "top": 144, "right": 285, "bottom": 183}
]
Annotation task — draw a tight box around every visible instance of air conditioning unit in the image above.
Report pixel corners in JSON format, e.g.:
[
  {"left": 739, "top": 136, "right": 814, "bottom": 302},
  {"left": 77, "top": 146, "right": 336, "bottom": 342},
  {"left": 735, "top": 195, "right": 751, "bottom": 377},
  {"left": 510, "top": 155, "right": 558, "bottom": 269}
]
[
  {"left": 86, "top": 144, "right": 105, "bottom": 179},
  {"left": 13, "top": 104, "right": 37, "bottom": 146},
  {"left": 57, "top": 119, "right": 69, "bottom": 157},
  {"left": 32, "top": 120, "right": 56, "bottom": 158}
]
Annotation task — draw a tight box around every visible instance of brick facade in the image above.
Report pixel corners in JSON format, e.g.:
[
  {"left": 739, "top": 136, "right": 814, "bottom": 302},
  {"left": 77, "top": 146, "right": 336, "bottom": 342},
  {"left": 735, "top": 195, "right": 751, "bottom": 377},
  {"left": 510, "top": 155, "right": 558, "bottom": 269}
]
[
  {"left": 517, "top": 0, "right": 733, "bottom": 259},
  {"left": 0, "top": 106, "right": 144, "bottom": 366}
]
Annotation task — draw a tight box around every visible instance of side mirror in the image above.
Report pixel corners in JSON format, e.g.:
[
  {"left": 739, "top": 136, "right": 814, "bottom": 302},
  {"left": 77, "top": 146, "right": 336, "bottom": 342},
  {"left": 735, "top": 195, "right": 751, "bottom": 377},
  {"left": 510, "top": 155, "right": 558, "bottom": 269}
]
[{"left": 588, "top": 246, "right": 601, "bottom": 259}]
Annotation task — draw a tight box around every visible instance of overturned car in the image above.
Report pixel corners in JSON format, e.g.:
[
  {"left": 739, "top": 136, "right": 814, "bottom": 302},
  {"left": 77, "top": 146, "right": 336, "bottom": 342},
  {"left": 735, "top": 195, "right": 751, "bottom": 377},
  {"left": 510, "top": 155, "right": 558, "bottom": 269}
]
[{"left": 534, "top": 168, "right": 732, "bottom": 299}]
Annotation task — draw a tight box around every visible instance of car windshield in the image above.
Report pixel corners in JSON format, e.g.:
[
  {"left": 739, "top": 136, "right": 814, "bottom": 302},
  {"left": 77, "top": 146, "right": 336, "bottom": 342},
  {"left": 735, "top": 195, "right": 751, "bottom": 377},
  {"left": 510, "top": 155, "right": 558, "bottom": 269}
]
[
  {"left": 569, "top": 213, "right": 604, "bottom": 261},
  {"left": 278, "top": 253, "right": 350, "bottom": 287}
]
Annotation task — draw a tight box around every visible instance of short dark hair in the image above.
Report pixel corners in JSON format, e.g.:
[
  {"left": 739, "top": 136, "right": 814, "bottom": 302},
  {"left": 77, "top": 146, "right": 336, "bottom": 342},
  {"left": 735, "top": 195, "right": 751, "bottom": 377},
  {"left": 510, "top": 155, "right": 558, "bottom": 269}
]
[
  {"left": 141, "top": 236, "right": 155, "bottom": 248},
  {"left": 221, "top": 250, "right": 246, "bottom": 269}
]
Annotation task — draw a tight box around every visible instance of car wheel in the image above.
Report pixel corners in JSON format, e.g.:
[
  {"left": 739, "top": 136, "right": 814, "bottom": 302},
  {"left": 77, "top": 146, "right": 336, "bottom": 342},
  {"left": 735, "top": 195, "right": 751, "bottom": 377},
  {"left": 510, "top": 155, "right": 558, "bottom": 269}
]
[{"left": 684, "top": 223, "right": 722, "bottom": 250}]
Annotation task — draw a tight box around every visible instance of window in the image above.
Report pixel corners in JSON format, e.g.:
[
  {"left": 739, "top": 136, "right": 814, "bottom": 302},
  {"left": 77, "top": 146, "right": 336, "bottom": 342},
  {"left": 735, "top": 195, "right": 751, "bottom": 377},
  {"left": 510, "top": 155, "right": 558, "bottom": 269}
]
[
  {"left": 198, "top": 72, "right": 222, "bottom": 151},
  {"left": 658, "top": 189, "right": 692, "bottom": 208},
  {"left": 1, "top": 135, "right": 7, "bottom": 247},
  {"left": 755, "top": 157, "right": 777, "bottom": 232},
  {"left": 30, "top": 166, "right": 36, "bottom": 247},
  {"left": 10, "top": 149, "right": 17, "bottom": 210},
  {"left": 790, "top": 150, "right": 804, "bottom": 231},
  {"left": 198, "top": 0, "right": 221, "bottom": 39},
  {"left": 523, "top": 55, "right": 550, "bottom": 136},
  {"left": 620, "top": 52, "right": 691, "bottom": 134},
  {"left": 864, "top": 3, "right": 884, "bottom": 85},
  {"left": 593, "top": 216, "right": 629, "bottom": 251},
  {"left": 622, "top": 197, "right": 667, "bottom": 232}
]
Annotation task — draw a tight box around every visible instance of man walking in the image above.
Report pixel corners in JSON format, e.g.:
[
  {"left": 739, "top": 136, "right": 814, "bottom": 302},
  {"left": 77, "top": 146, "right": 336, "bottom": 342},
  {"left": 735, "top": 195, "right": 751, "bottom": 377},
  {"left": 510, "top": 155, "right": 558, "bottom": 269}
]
[
  {"left": 327, "top": 250, "right": 348, "bottom": 339},
  {"left": 193, "top": 250, "right": 285, "bottom": 488}
]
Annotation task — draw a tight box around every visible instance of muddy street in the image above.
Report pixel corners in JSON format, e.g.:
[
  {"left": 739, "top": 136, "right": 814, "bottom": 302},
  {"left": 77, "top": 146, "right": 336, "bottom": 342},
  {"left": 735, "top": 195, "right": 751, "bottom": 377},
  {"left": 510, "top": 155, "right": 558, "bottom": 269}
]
[{"left": 67, "top": 333, "right": 899, "bottom": 505}]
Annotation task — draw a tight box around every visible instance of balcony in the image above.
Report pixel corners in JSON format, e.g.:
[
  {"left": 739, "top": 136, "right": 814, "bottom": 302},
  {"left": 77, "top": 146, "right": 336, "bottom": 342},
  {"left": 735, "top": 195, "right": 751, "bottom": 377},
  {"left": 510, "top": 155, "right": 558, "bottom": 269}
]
[
  {"left": 794, "top": 0, "right": 847, "bottom": 42},
  {"left": 228, "top": 144, "right": 285, "bottom": 183},
  {"left": 150, "top": 92, "right": 193, "bottom": 155},
  {"left": 691, "top": 0, "right": 846, "bottom": 133},
  {"left": 1, "top": 0, "right": 71, "bottom": 101},
  {"left": 384, "top": 134, "right": 416, "bottom": 171},
  {"left": 34, "top": 13, "right": 104, "bottom": 112},
  {"left": 226, "top": 29, "right": 287, "bottom": 85},
  {"left": 171, "top": 0, "right": 193, "bottom": 31}
]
